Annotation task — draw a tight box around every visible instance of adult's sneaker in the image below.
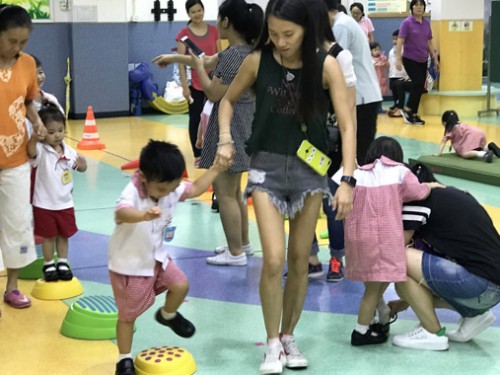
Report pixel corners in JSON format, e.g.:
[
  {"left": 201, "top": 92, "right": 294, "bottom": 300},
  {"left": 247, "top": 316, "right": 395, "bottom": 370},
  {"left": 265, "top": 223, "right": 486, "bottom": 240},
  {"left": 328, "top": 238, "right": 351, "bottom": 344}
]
[
  {"left": 326, "top": 257, "right": 344, "bottom": 282},
  {"left": 280, "top": 335, "right": 308, "bottom": 369},
  {"left": 447, "top": 310, "right": 496, "bottom": 342},
  {"left": 206, "top": 249, "right": 247, "bottom": 266},
  {"left": 283, "top": 263, "right": 323, "bottom": 280},
  {"left": 214, "top": 243, "right": 255, "bottom": 256},
  {"left": 401, "top": 109, "right": 415, "bottom": 124},
  {"left": 392, "top": 326, "right": 449, "bottom": 350},
  {"left": 412, "top": 114, "right": 425, "bottom": 125},
  {"left": 259, "top": 342, "right": 286, "bottom": 375}
]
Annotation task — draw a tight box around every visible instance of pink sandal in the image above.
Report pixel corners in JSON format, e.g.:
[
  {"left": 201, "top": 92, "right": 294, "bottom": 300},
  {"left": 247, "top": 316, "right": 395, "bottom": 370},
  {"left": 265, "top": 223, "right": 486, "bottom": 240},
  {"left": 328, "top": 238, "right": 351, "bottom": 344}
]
[{"left": 4, "top": 289, "right": 31, "bottom": 308}]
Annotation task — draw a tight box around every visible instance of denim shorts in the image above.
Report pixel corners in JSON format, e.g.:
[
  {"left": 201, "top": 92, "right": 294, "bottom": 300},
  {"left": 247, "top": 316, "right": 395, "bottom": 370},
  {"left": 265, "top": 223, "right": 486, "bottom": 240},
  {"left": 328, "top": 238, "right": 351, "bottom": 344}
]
[
  {"left": 246, "top": 151, "right": 329, "bottom": 219},
  {"left": 422, "top": 252, "right": 500, "bottom": 317}
]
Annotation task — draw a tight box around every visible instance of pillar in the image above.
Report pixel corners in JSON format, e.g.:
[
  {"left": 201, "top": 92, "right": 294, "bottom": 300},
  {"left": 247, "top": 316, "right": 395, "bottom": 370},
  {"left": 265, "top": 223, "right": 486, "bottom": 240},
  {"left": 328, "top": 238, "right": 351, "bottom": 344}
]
[{"left": 431, "top": 0, "right": 484, "bottom": 91}]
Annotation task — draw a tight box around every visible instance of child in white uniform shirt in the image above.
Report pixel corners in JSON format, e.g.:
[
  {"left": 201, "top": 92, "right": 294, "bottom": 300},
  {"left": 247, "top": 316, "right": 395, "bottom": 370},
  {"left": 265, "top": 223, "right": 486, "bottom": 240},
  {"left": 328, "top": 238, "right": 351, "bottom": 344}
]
[
  {"left": 109, "top": 140, "right": 229, "bottom": 375},
  {"left": 27, "top": 102, "right": 87, "bottom": 282}
]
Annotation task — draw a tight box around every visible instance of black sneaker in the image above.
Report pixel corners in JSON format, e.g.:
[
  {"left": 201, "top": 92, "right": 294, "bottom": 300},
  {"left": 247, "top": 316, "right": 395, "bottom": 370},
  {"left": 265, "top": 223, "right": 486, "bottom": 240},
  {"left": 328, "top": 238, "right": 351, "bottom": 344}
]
[
  {"left": 56, "top": 262, "right": 73, "bottom": 281},
  {"left": 211, "top": 193, "right": 219, "bottom": 212},
  {"left": 43, "top": 264, "right": 58, "bottom": 282},
  {"left": 326, "top": 257, "right": 344, "bottom": 282},
  {"left": 351, "top": 329, "right": 388, "bottom": 346},
  {"left": 484, "top": 150, "right": 494, "bottom": 163},
  {"left": 412, "top": 114, "right": 425, "bottom": 125},
  {"left": 401, "top": 110, "right": 414, "bottom": 124},
  {"left": 488, "top": 142, "right": 500, "bottom": 157},
  {"left": 155, "top": 309, "right": 196, "bottom": 338},
  {"left": 283, "top": 263, "right": 323, "bottom": 280},
  {"left": 115, "top": 358, "right": 136, "bottom": 375}
]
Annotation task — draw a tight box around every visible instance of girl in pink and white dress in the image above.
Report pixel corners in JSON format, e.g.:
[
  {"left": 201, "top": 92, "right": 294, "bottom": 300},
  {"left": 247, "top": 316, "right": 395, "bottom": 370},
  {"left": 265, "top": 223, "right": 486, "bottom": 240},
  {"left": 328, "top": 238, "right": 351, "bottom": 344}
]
[
  {"left": 333, "top": 136, "right": 441, "bottom": 346},
  {"left": 438, "top": 110, "right": 500, "bottom": 163}
]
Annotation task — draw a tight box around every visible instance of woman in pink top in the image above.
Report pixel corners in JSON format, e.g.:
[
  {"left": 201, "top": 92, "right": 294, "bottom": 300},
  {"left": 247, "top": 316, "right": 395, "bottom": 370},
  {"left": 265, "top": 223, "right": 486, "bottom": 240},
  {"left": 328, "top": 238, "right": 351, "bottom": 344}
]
[
  {"left": 350, "top": 2, "right": 374, "bottom": 43},
  {"left": 333, "top": 137, "right": 440, "bottom": 346},
  {"left": 438, "top": 110, "right": 500, "bottom": 163},
  {"left": 176, "top": 0, "right": 219, "bottom": 166}
]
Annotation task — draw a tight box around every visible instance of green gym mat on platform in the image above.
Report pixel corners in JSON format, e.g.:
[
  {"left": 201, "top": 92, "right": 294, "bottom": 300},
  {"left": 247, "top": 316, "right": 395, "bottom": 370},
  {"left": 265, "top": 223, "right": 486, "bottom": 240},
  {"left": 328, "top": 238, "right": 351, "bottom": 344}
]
[{"left": 409, "top": 153, "right": 500, "bottom": 186}]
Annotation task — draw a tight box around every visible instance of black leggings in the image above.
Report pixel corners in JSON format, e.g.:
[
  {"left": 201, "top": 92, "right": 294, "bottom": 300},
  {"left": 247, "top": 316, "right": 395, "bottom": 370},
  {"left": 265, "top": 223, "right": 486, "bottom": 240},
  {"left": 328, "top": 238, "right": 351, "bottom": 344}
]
[
  {"left": 356, "top": 101, "right": 380, "bottom": 166},
  {"left": 188, "top": 87, "right": 206, "bottom": 158},
  {"left": 402, "top": 57, "right": 427, "bottom": 114}
]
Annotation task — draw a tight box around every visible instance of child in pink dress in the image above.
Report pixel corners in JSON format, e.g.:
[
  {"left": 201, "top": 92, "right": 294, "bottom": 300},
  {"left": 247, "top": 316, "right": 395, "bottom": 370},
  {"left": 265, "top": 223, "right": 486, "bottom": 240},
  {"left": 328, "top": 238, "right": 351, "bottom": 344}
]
[
  {"left": 333, "top": 137, "right": 441, "bottom": 346},
  {"left": 370, "top": 42, "right": 389, "bottom": 96},
  {"left": 438, "top": 110, "right": 500, "bottom": 163}
]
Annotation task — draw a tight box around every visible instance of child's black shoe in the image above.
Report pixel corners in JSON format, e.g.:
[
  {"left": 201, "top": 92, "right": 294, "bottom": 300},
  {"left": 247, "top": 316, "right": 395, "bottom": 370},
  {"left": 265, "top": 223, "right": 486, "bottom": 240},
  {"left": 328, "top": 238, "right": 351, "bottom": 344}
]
[
  {"left": 115, "top": 358, "right": 136, "bottom": 375},
  {"left": 155, "top": 309, "right": 196, "bottom": 338},
  {"left": 369, "top": 313, "right": 398, "bottom": 335},
  {"left": 488, "top": 142, "right": 500, "bottom": 158},
  {"left": 351, "top": 329, "right": 388, "bottom": 346},
  {"left": 42, "top": 264, "right": 58, "bottom": 282},
  {"left": 57, "top": 262, "right": 73, "bottom": 281}
]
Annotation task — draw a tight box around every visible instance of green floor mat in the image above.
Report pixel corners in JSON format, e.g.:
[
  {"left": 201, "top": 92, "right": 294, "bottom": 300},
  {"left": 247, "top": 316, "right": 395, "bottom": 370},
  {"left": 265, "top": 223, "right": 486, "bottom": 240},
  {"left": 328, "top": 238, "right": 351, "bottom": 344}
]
[{"left": 409, "top": 153, "right": 500, "bottom": 186}]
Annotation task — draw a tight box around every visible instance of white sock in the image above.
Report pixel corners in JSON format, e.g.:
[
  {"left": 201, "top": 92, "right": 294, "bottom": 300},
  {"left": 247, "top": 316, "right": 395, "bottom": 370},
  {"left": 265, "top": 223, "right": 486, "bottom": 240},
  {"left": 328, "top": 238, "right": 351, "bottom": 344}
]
[
  {"left": 160, "top": 309, "right": 177, "bottom": 321},
  {"left": 243, "top": 243, "right": 252, "bottom": 250},
  {"left": 376, "top": 298, "right": 391, "bottom": 325},
  {"left": 355, "top": 323, "right": 369, "bottom": 335},
  {"left": 267, "top": 337, "right": 281, "bottom": 348},
  {"left": 117, "top": 353, "right": 132, "bottom": 362},
  {"left": 280, "top": 334, "right": 293, "bottom": 343},
  {"left": 476, "top": 151, "right": 487, "bottom": 158},
  {"left": 44, "top": 260, "right": 56, "bottom": 271},
  {"left": 58, "top": 258, "right": 69, "bottom": 270}
]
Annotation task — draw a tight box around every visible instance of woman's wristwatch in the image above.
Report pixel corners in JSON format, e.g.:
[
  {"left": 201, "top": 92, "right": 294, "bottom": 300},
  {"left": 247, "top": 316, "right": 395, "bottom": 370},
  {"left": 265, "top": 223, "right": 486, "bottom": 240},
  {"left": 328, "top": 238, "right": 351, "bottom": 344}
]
[{"left": 340, "top": 175, "right": 357, "bottom": 188}]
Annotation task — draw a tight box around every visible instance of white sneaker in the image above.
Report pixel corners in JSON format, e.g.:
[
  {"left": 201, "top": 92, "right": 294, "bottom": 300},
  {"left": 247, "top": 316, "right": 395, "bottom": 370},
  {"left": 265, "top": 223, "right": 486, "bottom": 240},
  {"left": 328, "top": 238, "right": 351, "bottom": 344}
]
[
  {"left": 280, "top": 336, "right": 308, "bottom": 368},
  {"left": 259, "top": 343, "right": 286, "bottom": 375},
  {"left": 214, "top": 243, "right": 254, "bottom": 256},
  {"left": 393, "top": 326, "right": 449, "bottom": 351},
  {"left": 206, "top": 249, "right": 247, "bottom": 266},
  {"left": 447, "top": 310, "right": 496, "bottom": 342}
]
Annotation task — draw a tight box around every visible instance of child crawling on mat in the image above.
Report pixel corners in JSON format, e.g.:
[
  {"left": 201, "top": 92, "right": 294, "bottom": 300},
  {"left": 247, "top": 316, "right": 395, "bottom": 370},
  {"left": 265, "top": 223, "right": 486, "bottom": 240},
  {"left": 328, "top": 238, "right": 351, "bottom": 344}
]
[{"left": 438, "top": 110, "right": 500, "bottom": 163}]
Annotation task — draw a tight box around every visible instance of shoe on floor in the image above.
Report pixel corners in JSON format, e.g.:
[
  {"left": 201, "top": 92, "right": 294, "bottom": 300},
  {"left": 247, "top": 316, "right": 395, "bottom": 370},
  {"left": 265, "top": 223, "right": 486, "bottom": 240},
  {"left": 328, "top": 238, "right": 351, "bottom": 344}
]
[
  {"left": 214, "top": 243, "right": 255, "bottom": 256},
  {"left": 412, "top": 114, "right": 425, "bottom": 125},
  {"left": 351, "top": 328, "right": 388, "bottom": 346},
  {"left": 115, "top": 358, "right": 136, "bottom": 375},
  {"left": 488, "top": 142, "right": 500, "bottom": 157},
  {"left": 155, "top": 309, "right": 196, "bottom": 338},
  {"left": 447, "top": 310, "right": 496, "bottom": 342},
  {"left": 206, "top": 249, "right": 247, "bottom": 266},
  {"left": 3, "top": 289, "right": 31, "bottom": 308},
  {"left": 401, "top": 109, "right": 415, "bottom": 124},
  {"left": 483, "top": 150, "right": 494, "bottom": 163},
  {"left": 56, "top": 261, "right": 73, "bottom": 281},
  {"left": 392, "top": 326, "right": 449, "bottom": 350},
  {"left": 259, "top": 343, "right": 286, "bottom": 375},
  {"left": 280, "top": 335, "right": 308, "bottom": 369},
  {"left": 283, "top": 263, "right": 323, "bottom": 280},
  {"left": 370, "top": 314, "right": 398, "bottom": 335},
  {"left": 43, "top": 264, "right": 59, "bottom": 282},
  {"left": 211, "top": 193, "right": 219, "bottom": 212},
  {"left": 388, "top": 108, "right": 402, "bottom": 117},
  {"left": 326, "top": 257, "right": 344, "bottom": 282}
]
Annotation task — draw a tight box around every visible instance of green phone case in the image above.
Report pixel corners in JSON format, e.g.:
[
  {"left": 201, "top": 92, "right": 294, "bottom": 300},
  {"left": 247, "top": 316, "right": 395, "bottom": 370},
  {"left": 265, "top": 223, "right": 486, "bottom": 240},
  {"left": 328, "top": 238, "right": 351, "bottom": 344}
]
[{"left": 296, "top": 140, "right": 332, "bottom": 176}]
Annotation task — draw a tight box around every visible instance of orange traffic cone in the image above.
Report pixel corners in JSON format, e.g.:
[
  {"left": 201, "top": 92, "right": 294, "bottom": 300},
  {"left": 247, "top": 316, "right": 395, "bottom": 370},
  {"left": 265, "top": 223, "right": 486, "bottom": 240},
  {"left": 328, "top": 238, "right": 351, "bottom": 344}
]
[
  {"left": 77, "top": 106, "right": 106, "bottom": 150},
  {"left": 121, "top": 159, "right": 139, "bottom": 170}
]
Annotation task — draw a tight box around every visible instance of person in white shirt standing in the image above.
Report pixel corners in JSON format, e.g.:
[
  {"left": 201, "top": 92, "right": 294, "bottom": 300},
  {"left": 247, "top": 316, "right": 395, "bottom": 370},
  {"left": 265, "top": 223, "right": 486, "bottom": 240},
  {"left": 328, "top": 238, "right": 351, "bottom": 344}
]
[{"left": 27, "top": 102, "right": 87, "bottom": 282}]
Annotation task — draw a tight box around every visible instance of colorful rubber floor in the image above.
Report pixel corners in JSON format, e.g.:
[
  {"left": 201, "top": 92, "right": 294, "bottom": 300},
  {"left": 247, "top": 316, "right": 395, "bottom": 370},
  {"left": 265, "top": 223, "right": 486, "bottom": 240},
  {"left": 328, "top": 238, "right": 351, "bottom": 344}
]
[{"left": 1, "top": 107, "right": 500, "bottom": 375}]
